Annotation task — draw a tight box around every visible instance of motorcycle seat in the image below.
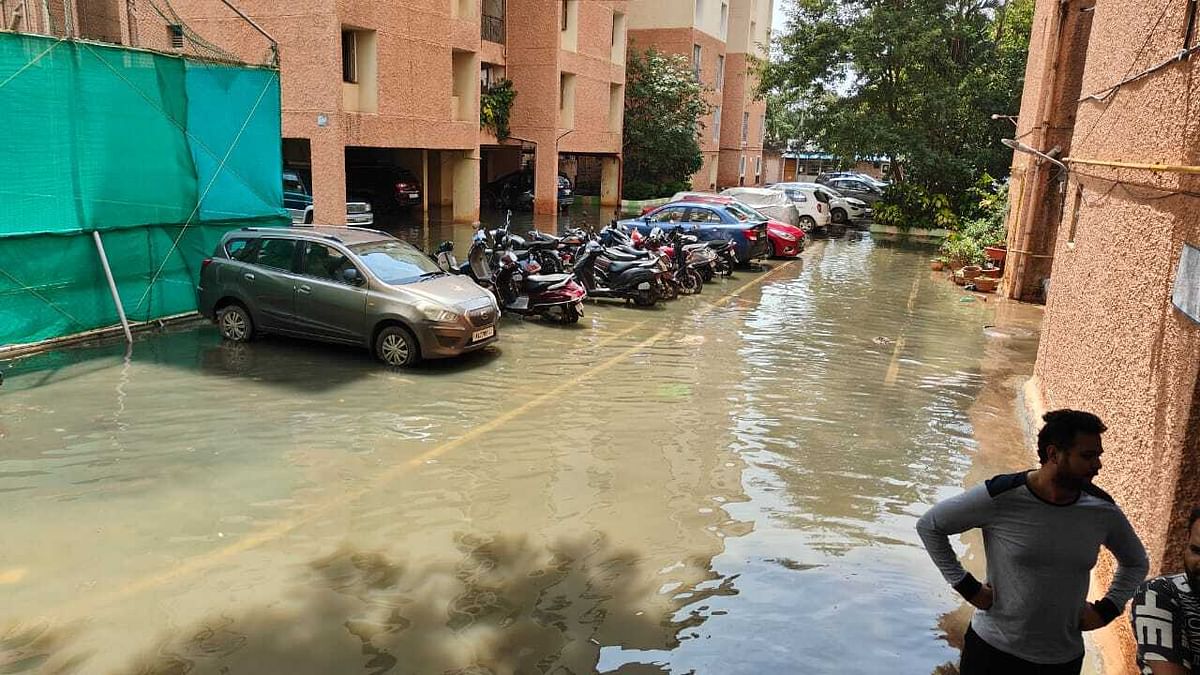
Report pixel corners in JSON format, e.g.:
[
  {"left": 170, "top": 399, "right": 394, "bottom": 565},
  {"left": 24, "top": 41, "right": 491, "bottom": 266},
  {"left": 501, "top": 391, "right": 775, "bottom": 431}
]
[
  {"left": 526, "top": 239, "right": 559, "bottom": 251},
  {"left": 605, "top": 248, "right": 651, "bottom": 261},
  {"left": 524, "top": 273, "right": 573, "bottom": 292},
  {"left": 607, "top": 260, "right": 656, "bottom": 274}
]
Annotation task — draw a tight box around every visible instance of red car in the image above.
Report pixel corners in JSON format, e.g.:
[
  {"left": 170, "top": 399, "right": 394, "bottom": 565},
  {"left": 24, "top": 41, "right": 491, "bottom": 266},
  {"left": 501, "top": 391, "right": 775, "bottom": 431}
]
[{"left": 641, "top": 194, "right": 805, "bottom": 258}]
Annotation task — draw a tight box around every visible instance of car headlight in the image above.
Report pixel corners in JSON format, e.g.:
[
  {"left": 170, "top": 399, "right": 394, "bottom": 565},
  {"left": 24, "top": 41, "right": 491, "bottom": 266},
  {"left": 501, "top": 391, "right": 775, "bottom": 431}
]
[
  {"left": 416, "top": 300, "right": 459, "bottom": 323},
  {"left": 365, "top": 203, "right": 372, "bottom": 212},
  {"left": 772, "top": 230, "right": 797, "bottom": 241}
]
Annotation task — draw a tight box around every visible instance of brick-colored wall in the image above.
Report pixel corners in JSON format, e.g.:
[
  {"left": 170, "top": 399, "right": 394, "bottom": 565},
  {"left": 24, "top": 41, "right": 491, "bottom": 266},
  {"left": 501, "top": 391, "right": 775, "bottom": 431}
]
[{"left": 1017, "top": 0, "right": 1200, "bottom": 671}]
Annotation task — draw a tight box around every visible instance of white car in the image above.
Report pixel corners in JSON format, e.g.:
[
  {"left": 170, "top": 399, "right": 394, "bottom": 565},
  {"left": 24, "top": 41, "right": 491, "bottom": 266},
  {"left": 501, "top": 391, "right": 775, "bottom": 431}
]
[
  {"left": 771, "top": 182, "right": 871, "bottom": 225},
  {"left": 717, "top": 187, "right": 807, "bottom": 229},
  {"left": 728, "top": 185, "right": 829, "bottom": 232}
]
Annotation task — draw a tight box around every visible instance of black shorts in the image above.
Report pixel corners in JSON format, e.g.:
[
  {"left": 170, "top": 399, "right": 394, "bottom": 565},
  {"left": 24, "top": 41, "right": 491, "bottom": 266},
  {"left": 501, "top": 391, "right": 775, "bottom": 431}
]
[{"left": 960, "top": 625, "right": 1084, "bottom": 675}]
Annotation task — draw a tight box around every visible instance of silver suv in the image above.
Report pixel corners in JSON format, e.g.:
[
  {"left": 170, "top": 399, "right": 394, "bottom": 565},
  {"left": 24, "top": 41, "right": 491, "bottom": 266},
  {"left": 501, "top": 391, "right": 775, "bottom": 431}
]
[{"left": 197, "top": 226, "right": 499, "bottom": 366}]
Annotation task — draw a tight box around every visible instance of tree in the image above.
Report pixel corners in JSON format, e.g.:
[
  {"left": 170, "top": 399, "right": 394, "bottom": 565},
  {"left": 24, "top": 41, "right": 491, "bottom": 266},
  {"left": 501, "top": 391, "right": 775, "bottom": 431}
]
[
  {"left": 759, "top": 0, "right": 1034, "bottom": 207},
  {"left": 623, "top": 48, "right": 714, "bottom": 199}
]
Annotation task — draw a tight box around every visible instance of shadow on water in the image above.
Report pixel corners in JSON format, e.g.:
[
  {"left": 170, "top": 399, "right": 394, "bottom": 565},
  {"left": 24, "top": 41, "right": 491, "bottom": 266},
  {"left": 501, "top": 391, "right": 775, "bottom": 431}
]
[{"left": 4, "top": 534, "right": 738, "bottom": 675}]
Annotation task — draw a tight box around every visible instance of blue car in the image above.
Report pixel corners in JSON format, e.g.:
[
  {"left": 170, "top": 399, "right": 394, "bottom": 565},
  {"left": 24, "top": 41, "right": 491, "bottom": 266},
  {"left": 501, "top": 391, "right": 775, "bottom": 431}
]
[{"left": 618, "top": 201, "right": 771, "bottom": 263}]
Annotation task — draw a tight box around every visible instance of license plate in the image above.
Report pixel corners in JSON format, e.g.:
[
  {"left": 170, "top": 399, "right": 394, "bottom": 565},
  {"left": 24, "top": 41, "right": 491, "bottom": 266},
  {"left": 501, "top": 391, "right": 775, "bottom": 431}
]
[
  {"left": 409, "top": 194, "right": 419, "bottom": 199},
  {"left": 472, "top": 326, "right": 495, "bottom": 342}
]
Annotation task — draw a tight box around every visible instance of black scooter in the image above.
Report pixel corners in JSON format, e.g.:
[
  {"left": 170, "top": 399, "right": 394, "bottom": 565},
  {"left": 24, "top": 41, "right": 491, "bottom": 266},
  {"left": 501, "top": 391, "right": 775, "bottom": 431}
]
[{"left": 573, "top": 240, "right": 661, "bottom": 307}]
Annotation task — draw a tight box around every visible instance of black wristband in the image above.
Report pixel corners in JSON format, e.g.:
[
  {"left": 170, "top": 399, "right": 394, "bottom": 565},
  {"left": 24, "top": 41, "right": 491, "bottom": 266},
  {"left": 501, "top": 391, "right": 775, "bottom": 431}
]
[
  {"left": 953, "top": 573, "right": 983, "bottom": 600},
  {"left": 1093, "top": 598, "right": 1120, "bottom": 625}
]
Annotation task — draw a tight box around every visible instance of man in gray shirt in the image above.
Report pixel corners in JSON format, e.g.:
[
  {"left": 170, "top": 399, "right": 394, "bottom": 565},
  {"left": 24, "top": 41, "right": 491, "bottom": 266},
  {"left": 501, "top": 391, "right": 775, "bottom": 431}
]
[{"left": 917, "top": 409, "right": 1149, "bottom": 674}]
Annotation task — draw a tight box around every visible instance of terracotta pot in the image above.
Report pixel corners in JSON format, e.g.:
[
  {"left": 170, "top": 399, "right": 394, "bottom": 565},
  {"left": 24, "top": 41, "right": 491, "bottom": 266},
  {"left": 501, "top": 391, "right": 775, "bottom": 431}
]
[
  {"left": 930, "top": 260, "right": 944, "bottom": 271},
  {"left": 984, "top": 246, "right": 1007, "bottom": 262},
  {"left": 952, "top": 271, "right": 967, "bottom": 286},
  {"left": 973, "top": 277, "right": 998, "bottom": 293},
  {"left": 981, "top": 267, "right": 1003, "bottom": 279},
  {"left": 962, "top": 265, "right": 983, "bottom": 280}
]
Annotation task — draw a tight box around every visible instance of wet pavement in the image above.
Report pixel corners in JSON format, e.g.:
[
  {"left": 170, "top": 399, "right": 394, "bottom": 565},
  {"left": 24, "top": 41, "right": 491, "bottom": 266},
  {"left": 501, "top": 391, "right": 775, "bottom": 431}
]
[{"left": 0, "top": 224, "right": 1043, "bottom": 674}]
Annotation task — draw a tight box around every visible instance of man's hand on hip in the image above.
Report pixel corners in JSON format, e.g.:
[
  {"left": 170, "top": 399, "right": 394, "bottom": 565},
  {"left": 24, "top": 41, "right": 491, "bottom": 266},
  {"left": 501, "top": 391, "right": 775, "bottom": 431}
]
[
  {"left": 969, "top": 584, "right": 994, "bottom": 610},
  {"left": 1078, "top": 602, "right": 1106, "bottom": 631}
]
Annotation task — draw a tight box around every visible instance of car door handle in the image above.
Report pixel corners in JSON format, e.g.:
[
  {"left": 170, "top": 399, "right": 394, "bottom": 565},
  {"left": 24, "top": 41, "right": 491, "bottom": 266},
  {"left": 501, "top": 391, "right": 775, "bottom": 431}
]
[
  {"left": 297, "top": 285, "right": 311, "bottom": 294},
  {"left": 243, "top": 273, "right": 255, "bottom": 281}
]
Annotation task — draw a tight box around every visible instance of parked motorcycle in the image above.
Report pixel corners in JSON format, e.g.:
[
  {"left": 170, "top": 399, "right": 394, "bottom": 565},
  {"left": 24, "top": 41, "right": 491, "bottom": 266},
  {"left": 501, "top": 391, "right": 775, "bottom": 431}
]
[
  {"left": 572, "top": 239, "right": 661, "bottom": 307},
  {"left": 453, "top": 229, "right": 587, "bottom": 323}
]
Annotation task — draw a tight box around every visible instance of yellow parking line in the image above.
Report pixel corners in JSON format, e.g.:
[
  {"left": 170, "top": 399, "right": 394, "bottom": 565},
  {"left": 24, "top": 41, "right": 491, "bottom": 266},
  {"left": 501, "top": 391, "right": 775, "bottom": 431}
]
[
  {"left": 56, "top": 259, "right": 800, "bottom": 616},
  {"left": 884, "top": 274, "right": 923, "bottom": 385}
]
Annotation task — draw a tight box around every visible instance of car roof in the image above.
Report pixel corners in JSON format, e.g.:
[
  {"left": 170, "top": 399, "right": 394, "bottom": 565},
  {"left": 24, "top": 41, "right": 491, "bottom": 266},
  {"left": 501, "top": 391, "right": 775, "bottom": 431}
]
[{"left": 232, "top": 225, "right": 395, "bottom": 246}]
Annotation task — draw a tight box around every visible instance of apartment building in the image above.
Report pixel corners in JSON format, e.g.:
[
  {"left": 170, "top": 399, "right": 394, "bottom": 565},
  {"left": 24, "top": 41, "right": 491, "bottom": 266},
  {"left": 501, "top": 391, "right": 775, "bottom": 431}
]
[
  {"left": 67, "top": 0, "right": 624, "bottom": 222},
  {"left": 626, "top": 0, "right": 770, "bottom": 190}
]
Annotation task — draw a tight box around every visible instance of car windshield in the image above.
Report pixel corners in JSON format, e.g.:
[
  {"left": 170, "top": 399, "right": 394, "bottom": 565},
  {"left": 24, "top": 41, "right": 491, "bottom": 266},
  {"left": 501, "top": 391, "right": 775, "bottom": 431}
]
[
  {"left": 283, "top": 176, "right": 304, "bottom": 192},
  {"left": 725, "top": 202, "right": 766, "bottom": 222},
  {"left": 350, "top": 240, "right": 442, "bottom": 285}
]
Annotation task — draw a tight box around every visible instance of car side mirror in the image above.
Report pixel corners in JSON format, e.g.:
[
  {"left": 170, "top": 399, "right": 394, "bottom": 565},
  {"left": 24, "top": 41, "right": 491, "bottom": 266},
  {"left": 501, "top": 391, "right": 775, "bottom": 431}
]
[{"left": 342, "top": 268, "right": 363, "bottom": 285}]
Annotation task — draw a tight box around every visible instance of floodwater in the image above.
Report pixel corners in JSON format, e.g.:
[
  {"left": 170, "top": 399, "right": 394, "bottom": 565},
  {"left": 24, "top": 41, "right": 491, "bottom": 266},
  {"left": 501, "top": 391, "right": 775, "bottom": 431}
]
[{"left": 0, "top": 222, "right": 1042, "bottom": 674}]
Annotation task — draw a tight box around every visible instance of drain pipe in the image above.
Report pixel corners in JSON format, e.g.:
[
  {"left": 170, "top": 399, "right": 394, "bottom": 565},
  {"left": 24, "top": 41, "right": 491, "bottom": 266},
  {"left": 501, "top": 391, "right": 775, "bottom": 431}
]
[{"left": 93, "top": 231, "right": 133, "bottom": 344}]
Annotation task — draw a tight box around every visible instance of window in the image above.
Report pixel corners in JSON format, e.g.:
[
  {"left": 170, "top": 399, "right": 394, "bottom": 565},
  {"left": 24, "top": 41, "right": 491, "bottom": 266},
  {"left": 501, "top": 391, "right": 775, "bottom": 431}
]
[
  {"left": 560, "top": 0, "right": 578, "bottom": 50},
  {"left": 713, "top": 105, "right": 721, "bottom": 140},
  {"left": 225, "top": 238, "right": 256, "bottom": 262},
  {"left": 739, "top": 155, "right": 746, "bottom": 176},
  {"left": 349, "top": 240, "right": 443, "bottom": 285},
  {"left": 301, "top": 243, "right": 357, "bottom": 283},
  {"left": 686, "top": 208, "right": 722, "bottom": 223},
  {"left": 341, "top": 30, "right": 357, "bottom": 83},
  {"left": 560, "top": 72, "right": 577, "bottom": 128},
  {"left": 561, "top": 0, "right": 568, "bottom": 30},
  {"left": 692, "top": 44, "right": 702, "bottom": 79},
  {"left": 761, "top": 114, "right": 767, "bottom": 144},
  {"left": 255, "top": 238, "right": 298, "bottom": 272},
  {"left": 741, "top": 112, "right": 749, "bottom": 143},
  {"left": 651, "top": 207, "right": 687, "bottom": 223},
  {"left": 716, "top": 54, "right": 725, "bottom": 90},
  {"left": 719, "top": 2, "right": 728, "bottom": 38},
  {"left": 168, "top": 24, "right": 184, "bottom": 50},
  {"left": 609, "top": 83, "right": 623, "bottom": 132},
  {"left": 611, "top": 12, "right": 626, "bottom": 62}
]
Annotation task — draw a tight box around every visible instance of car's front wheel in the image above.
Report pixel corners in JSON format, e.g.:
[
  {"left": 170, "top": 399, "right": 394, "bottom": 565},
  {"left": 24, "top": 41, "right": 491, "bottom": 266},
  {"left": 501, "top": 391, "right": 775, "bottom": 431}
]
[
  {"left": 376, "top": 326, "right": 421, "bottom": 367},
  {"left": 217, "top": 303, "right": 254, "bottom": 343},
  {"left": 799, "top": 216, "right": 816, "bottom": 232},
  {"left": 831, "top": 208, "right": 847, "bottom": 224}
]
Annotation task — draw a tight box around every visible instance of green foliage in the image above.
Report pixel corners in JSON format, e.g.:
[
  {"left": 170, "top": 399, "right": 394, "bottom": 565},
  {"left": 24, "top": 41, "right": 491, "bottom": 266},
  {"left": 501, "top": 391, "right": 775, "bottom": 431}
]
[
  {"left": 874, "top": 183, "right": 958, "bottom": 231},
  {"left": 623, "top": 48, "right": 714, "bottom": 199},
  {"left": 939, "top": 175, "right": 1009, "bottom": 264},
  {"left": 480, "top": 79, "right": 517, "bottom": 140},
  {"left": 758, "top": 0, "right": 1034, "bottom": 204},
  {"left": 623, "top": 179, "right": 693, "bottom": 201}
]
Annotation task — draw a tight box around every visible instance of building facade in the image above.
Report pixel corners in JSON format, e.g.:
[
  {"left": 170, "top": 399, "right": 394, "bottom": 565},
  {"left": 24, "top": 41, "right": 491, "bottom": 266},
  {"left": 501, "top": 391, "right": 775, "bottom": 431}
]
[
  {"left": 625, "top": 0, "right": 770, "bottom": 191},
  {"left": 66, "top": 0, "right": 624, "bottom": 222},
  {"left": 1008, "top": 0, "right": 1200, "bottom": 670}
]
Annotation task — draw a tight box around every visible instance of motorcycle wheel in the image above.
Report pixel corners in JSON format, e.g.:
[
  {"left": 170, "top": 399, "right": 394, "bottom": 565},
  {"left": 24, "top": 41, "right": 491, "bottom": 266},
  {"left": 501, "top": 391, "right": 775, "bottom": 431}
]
[
  {"left": 679, "top": 268, "right": 702, "bottom": 295},
  {"left": 634, "top": 288, "right": 657, "bottom": 307},
  {"left": 562, "top": 303, "right": 582, "bottom": 324},
  {"left": 699, "top": 265, "right": 715, "bottom": 283},
  {"left": 661, "top": 278, "right": 679, "bottom": 301}
]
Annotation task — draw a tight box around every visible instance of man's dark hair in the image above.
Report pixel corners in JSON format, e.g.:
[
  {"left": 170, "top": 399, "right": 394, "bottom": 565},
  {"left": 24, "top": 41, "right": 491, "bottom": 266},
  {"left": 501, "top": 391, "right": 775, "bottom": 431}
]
[
  {"left": 1189, "top": 507, "right": 1200, "bottom": 532},
  {"left": 1037, "top": 409, "right": 1107, "bottom": 463}
]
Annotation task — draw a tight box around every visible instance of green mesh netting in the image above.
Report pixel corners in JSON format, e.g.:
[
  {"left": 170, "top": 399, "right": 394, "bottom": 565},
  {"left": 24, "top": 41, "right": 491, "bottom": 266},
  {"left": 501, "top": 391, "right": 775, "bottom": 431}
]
[{"left": 0, "top": 32, "right": 288, "bottom": 347}]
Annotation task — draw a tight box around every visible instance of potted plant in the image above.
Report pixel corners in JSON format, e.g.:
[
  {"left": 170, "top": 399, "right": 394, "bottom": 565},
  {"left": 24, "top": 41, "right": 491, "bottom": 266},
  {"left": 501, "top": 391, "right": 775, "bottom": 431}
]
[
  {"left": 973, "top": 277, "right": 998, "bottom": 293},
  {"left": 930, "top": 259, "right": 945, "bottom": 271},
  {"left": 962, "top": 265, "right": 983, "bottom": 280}
]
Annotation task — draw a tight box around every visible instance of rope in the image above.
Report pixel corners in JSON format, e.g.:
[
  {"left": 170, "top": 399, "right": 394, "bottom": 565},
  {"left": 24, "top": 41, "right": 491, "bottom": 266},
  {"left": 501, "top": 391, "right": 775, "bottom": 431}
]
[
  {"left": 80, "top": 42, "right": 281, "bottom": 211},
  {"left": 0, "top": 267, "right": 87, "bottom": 329},
  {"left": 0, "top": 37, "right": 65, "bottom": 91},
  {"left": 130, "top": 68, "right": 277, "bottom": 315}
]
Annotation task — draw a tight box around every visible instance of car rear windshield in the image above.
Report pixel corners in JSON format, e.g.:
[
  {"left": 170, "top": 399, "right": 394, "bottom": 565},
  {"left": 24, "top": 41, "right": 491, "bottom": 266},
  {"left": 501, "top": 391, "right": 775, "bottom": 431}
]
[
  {"left": 725, "top": 202, "right": 766, "bottom": 222},
  {"left": 350, "top": 240, "right": 442, "bottom": 285}
]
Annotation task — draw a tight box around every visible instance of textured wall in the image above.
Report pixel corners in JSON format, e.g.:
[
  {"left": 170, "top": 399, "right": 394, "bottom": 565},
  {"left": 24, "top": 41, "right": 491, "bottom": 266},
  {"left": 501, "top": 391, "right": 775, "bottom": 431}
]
[{"left": 1021, "top": 0, "right": 1200, "bottom": 670}]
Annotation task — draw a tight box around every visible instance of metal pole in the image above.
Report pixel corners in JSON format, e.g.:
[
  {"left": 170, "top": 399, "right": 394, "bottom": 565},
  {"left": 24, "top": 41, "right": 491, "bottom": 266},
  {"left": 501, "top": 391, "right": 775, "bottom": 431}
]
[
  {"left": 93, "top": 231, "right": 134, "bottom": 344},
  {"left": 216, "top": 0, "right": 277, "bottom": 50}
]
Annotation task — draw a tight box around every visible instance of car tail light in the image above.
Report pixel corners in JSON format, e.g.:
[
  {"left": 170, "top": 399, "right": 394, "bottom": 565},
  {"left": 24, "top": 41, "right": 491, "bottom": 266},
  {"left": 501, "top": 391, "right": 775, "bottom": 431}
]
[
  {"left": 817, "top": 203, "right": 824, "bottom": 213},
  {"left": 201, "top": 258, "right": 213, "bottom": 271},
  {"left": 745, "top": 229, "right": 757, "bottom": 240}
]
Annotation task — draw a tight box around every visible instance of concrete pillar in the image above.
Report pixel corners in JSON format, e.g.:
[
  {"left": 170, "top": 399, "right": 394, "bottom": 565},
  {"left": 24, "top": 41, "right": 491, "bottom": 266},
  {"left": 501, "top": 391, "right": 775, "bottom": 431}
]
[
  {"left": 421, "top": 149, "right": 430, "bottom": 214},
  {"left": 533, "top": 142, "right": 558, "bottom": 215},
  {"left": 452, "top": 149, "right": 480, "bottom": 224},
  {"left": 600, "top": 156, "right": 620, "bottom": 207},
  {"left": 311, "top": 134, "right": 347, "bottom": 225},
  {"left": 438, "top": 152, "right": 455, "bottom": 207}
]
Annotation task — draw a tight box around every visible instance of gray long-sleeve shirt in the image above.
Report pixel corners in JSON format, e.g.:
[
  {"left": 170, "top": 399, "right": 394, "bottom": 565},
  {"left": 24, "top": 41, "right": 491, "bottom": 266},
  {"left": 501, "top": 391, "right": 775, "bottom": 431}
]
[{"left": 916, "top": 471, "right": 1149, "bottom": 664}]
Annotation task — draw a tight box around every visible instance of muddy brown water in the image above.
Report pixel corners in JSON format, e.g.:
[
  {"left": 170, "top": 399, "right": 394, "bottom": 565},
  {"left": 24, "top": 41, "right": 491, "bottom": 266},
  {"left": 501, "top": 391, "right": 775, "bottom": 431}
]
[{"left": 0, "top": 225, "right": 1041, "bottom": 674}]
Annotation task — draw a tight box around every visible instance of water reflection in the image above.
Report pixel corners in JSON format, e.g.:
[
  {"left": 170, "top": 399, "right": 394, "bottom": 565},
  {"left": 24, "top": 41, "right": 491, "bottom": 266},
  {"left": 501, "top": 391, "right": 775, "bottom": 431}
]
[{"left": 0, "top": 233, "right": 1039, "bottom": 673}]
